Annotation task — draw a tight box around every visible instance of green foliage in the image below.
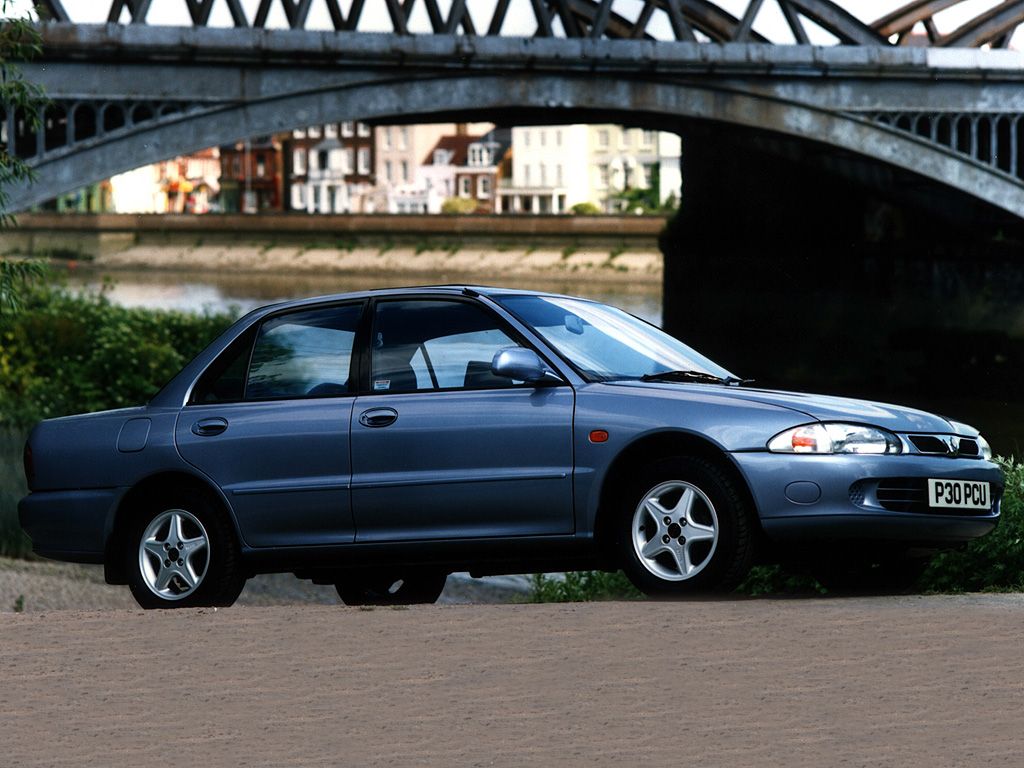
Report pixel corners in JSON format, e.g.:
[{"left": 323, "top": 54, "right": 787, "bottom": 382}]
[
  {"left": 917, "top": 456, "right": 1024, "bottom": 592},
  {"left": 0, "top": 426, "right": 30, "bottom": 557},
  {"left": 0, "top": 284, "right": 235, "bottom": 429},
  {"left": 527, "top": 570, "right": 641, "bottom": 602},
  {"left": 440, "top": 197, "right": 478, "bottom": 214},
  {"left": 0, "top": 1, "right": 47, "bottom": 224},
  {"left": 0, "top": 258, "right": 46, "bottom": 315},
  {"left": 569, "top": 202, "right": 602, "bottom": 215},
  {"left": 12, "top": 593, "right": 24, "bottom": 612}
]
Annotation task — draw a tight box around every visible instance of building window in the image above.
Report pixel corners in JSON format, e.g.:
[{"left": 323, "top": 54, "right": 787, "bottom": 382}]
[
  {"left": 641, "top": 130, "right": 655, "bottom": 147},
  {"left": 309, "top": 126, "right": 321, "bottom": 138},
  {"left": 256, "top": 157, "right": 266, "bottom": 177},
  {"left": 328, "top": 149, "right": 343, "bottom": 171},
  {"left": 478, "top": 176, "right": 491, "bottom": 198},
  {"left": 383, "top": 127, "right": 392, "bottom": 149},
  {"left": 292, "top": 128, "right": 306, "bottom": 139},
  {"left": 357, "top": 147, "right": 370, "bottom": 174},
  {"left": 309, "top": 151, "right": 319, "bottom": 172},
  {"left": 357, "top": 122, "right": 371, "bottom": 137},
  {"left": 556, "top": 163, "right": 563, "bottom": 186},
  {"left": 468, "top": 144, "right": 490, "bottom": 167},
  {"left": 325, "top": 124, "right": 338, "bottom": 138},
  {"left": 341, "top": 121, "right": 354, "bottom": 137},
  {"left": 232, "top": 156, "right": 241, "bottom": 177},
  {"left": 540, "top": 130, "right": 546, "bottom": 147},
  {"left": 556, "top": 129, "right": 562, "bottom": 146},
  {"left": 524, "top": 164, "right": 531, "bottom": 185},
  {"left": 385, "top": 160, "right": 393, "bottom": 182},
  {"left": 540, "top": 164, "right": 547, "bottom": 186},
  {"left": 523, "top": 130, "right": 530, "bottom": 147},
  {"left": 291, "top": 184, "right": 305, "bottom": 210},
  {"left": 459, "top": 176, "right": 471, "bottom": 197},
  {"left": 399, "top": 126, "right": 408, "bottom": 150},
  {"left": 598, "top": 164, "right": 609, "bottom": 187},
  {"left": 401, "top": 160, "right": 409, "bottom": 182},
  {"left": 597, "top": 129, "right": 610, "bottom": 148},
  {"left": 343, "top": 148, "right": 354, "bottom": 174},
  {"left": 643, "top": 163, "right": 657, "bottom": 189},
  {"left": 293, "top": 148, "right": 306, "bottom": 175}
]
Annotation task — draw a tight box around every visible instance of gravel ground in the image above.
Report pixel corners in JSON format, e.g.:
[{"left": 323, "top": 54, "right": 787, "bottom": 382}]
[
  {"left": 0, "top": 556, "right": 530, "bottom": 612},
  {"left": 2, "top": 594, "right": 1024, "bottom": 767}
]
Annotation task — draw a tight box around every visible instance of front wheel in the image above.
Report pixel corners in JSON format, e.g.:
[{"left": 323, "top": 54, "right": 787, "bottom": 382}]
[
  {"left": 336, "top": 571, "right": 448, "bottom": 606},
  {"left": 125, "top": 488, "right": 246, "bottom": 609},
  {"left": 617, "top": 456, "right": 754, "bottom": 596}
]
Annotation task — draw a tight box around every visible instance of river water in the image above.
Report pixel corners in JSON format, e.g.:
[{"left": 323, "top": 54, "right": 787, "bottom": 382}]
[{"left": 66, "top": 267, "right": 664, "bottom": 324}]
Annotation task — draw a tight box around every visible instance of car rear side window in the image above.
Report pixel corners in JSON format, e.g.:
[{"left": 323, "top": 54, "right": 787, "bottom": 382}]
[
  {"left": 371, "top": 300, "right": 520, "bottom": 394},
  {"left": 246, "top": 304, "right": 362, "bottom": 400}
]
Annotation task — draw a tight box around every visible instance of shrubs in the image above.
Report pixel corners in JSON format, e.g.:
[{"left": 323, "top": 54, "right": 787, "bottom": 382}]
[
  {"left": 0, "top": 285, "right": 235, "bottom": 429},
  {"left": 0, "top": 286, "right": 236, "bottom": 557}
]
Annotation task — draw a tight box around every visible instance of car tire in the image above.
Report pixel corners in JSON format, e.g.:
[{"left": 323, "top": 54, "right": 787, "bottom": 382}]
[
  {"left": 812, "top": 554, "right": 929, "bottom": 595},
  {"left": 617, "top": 456, "right": 753, "bottom": 596},
  {"left": 125, "top": 487, "right": 246, "bottom": 609},
  {"left": 335, "top": 571, "right": 448, "bottom": 606}
]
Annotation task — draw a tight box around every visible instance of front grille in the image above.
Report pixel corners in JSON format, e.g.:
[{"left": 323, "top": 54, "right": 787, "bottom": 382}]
[
  {"left": 850, "top": 477, "right": 996, "bottom": 516},
  {"left": 908, "top": 434, "right": 982, "bottom": 458},
  {"left": 876, "top": 478, "right": 929, "bottom": 513}
]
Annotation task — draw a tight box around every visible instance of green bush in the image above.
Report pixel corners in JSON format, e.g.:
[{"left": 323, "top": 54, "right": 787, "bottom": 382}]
[
  {"left": 440, "top": 197, "right": 478, "bottom": 214},
  {"left": 527, "top": 570, "right": 640, "bottom": 602},
  {"left": 0, "top": 285, "right": 235, "bottom": 556},
  {"left": 0, "top": 285, "right": 234, "bottom": 429},
  {"left": 569, "top": 202, "right": 602, "bottom": 215}
]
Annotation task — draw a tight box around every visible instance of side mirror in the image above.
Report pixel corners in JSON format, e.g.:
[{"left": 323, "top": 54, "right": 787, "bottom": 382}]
[{"left": 491, "top": 347, "right": 556, "bottom": 384}]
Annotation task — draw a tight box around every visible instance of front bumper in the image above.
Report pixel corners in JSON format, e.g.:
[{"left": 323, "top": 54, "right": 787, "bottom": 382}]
[
  {"left": 18, "top": 488, "right": 125, "bottom": 563},
  {"left": 731, "top": 452, "right": 1003, "bottom": 545}
]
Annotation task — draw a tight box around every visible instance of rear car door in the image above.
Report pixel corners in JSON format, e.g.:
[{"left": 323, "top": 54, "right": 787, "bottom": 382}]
[
  {"left": 175, "top": 302, "right": 363, "bottom": 547},
  {"left": 350, "top": 297, "right": 575, "bottom": 542}
]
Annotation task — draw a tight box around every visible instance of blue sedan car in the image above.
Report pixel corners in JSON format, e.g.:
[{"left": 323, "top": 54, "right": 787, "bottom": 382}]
[{"left": 19, "top": 286, "right": 1002, "bottom": 608}]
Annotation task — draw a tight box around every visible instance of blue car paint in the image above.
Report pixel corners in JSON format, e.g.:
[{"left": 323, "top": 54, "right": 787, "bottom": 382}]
[{"left": 18, "top": 285, "right": 1004, "bottom": 576}]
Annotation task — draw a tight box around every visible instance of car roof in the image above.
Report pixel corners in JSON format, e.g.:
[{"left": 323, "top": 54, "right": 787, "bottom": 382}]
[{"left": 245, "top": 284, "right": 584, "bottom": 318}]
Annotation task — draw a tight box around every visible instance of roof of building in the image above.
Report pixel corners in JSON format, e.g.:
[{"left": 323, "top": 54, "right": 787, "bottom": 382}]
[{"left": 423, "top": 134, "right": 481, "bottom": 166}]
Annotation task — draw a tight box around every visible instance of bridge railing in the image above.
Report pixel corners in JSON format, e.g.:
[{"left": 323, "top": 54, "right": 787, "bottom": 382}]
[{"left": 32, "top": 0, "right": 1024, "bottom": 49}]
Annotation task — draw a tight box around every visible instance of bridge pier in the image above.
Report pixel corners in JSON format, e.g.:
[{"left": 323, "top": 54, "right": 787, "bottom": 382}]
[{"left": 661, "top": 124, "right": 1024, "bottom": 454}]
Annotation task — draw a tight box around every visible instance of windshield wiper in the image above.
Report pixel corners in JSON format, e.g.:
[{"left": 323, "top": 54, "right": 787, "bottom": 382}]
[{"left": 640, "top": 371, "right": 754, "bottom": 387}]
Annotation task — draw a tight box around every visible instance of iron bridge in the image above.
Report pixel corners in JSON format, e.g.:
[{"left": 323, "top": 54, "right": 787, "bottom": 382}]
[{"left": 8, "top": 0, "right": 1024, "bottom": 214}]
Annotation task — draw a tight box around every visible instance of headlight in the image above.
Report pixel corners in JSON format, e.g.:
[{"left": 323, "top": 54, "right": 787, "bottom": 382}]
[
  {"left": 977, "top": 434, "right": 993, "bottom": 460},
  {"left": 768, "top": 423, "right": 902, "bottom": 455}
]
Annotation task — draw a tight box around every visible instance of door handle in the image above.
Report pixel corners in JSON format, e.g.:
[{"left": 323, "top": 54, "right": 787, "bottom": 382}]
[
  {"left": 359, "top": 407, "right": 398, "bottom": 428},
  {"left": 191, "top": 417, "right": 228, "bottom": 437}
]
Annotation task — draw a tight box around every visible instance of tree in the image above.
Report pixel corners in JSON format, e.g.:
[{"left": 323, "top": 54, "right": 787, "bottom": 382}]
[{"left": 0, "top": 0, "right": 48, "bottom": 314}]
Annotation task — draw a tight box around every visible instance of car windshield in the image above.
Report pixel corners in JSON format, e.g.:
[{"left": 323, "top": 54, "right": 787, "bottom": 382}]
[{"left": 496, "top": 294, "right": 736, "bottom": 383}]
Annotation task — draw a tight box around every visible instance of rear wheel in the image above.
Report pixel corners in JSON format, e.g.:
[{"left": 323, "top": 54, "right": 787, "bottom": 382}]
[
  {"left": 335, "top": 571, "right": 448, "bottom": 606},
  {"left": 617, "top": 456, "right": 753, "bottom": 596},
  {"left": 125, "top": 488, "right": 245, "bottom": 609}
]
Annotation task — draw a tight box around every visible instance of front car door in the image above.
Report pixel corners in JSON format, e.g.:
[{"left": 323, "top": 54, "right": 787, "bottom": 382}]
[
  {"left": 175, "top": 302, "right": 364, "bottom": 547},
  {"left": 350, "top": 297, "right": 575, "bottom": 542}
]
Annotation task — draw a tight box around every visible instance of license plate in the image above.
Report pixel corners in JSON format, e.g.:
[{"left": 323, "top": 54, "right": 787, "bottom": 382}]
[{"left": 927, "top": 479, "right": 990, "bottom": 510}]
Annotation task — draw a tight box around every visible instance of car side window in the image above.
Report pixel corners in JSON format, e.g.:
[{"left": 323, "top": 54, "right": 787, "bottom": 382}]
[
  {"left": 371, "top": 300, "right": 521, "bottom": 394},
  {"left": 245, "top": 304, "right": 362, "bottom": 400}
]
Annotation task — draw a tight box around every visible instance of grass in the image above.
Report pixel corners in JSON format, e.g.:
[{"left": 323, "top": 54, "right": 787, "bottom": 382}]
[{"left": 0, "top": 428, "right": 31, "bottom": 559}]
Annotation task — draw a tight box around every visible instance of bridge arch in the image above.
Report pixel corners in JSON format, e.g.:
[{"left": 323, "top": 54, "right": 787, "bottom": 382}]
[{"left": 15, "top": 68, "right": 1024, "bottom": 217}]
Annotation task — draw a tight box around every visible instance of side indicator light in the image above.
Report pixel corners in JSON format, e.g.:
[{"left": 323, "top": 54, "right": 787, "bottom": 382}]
[{"left": 589, "top": 430, "right": 609, "bottom": 444}]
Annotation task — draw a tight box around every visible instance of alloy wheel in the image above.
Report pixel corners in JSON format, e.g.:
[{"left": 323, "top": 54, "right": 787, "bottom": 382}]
[
  {"left": 138, "top": 509, "right": 211, "bottom": 601},
  {"left": 631, "top": 480, "right": 719, "bottom": 582}
]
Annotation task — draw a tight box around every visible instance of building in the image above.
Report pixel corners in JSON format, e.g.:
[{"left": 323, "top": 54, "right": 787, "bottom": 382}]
[
  {"left": 283, "top": 121, "right": 374, "bottom": 213},
  {"left": 498, "top": 124, "right": 682, "bottom": 213},
  {"left": 372, "top": 122, "right": 496, "bottom": 213},
  {"left": 104, "top": 149, "right": 220, "bottom": 214},
  {"left": 219, "top": 137, "right": 283, "bottom": 213},
  {"left": 422, "top": 127, "right": 510, "bottom": 214},
  {"left": 498, "top": 125, "right": 589, "bottom": 214}
]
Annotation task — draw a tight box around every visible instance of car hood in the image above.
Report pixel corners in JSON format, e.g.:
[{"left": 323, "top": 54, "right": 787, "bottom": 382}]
[{"left": 604, "top": 381, "right": 957, "bottom": 434}]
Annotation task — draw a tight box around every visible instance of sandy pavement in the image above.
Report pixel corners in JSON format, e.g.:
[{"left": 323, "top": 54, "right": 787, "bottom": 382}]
[{"left": 2, "top": 595, "right": 1023, "bottom": 767}]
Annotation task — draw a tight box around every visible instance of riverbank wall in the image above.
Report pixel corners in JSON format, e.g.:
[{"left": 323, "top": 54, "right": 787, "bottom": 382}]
[{"left": 2, "top": 213, "right": 666, "bottom": 282}]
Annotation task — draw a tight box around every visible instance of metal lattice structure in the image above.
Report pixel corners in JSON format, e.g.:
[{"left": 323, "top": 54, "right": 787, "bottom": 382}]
[
  {"left": 7, "top": 2, "right": 1024, "bottom": 215},
  {"left": 32, "top": 0, "right": 1024, "bottom": 48}
]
